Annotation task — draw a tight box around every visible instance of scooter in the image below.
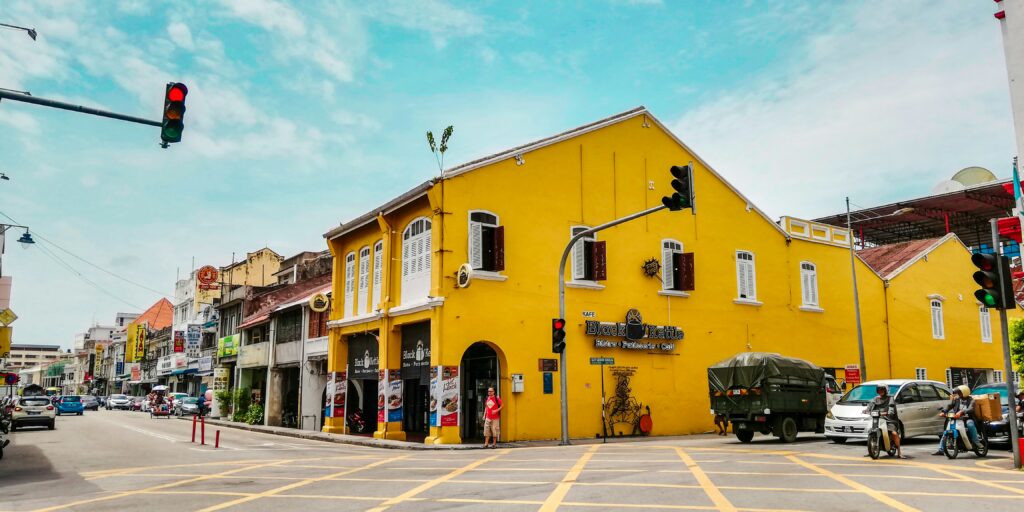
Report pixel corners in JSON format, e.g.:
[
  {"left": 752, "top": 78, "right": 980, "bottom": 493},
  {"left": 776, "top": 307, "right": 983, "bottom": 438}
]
[
  {"left": 866, "top": 410, "right": 897, "bottom": 460},
  {"left": 940, "top": 411, "right": 988, "bottom": 459},
  {"left": 0, "top": 403, "right": 11, "bottom": 460},
  {"left": 347, "top": 408, "right": 367, "bottom": 434}
]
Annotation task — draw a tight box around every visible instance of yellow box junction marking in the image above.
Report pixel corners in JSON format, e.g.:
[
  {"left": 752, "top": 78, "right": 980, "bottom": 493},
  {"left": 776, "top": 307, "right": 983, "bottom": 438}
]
[
  {"left": 785, "top": 455, "right": 919, "bottom": 512},
  {"left": 539, "top": 444, "right": 600, "bottom": 512},
  {"left": 674, "top": 446, "right": 737, "bottom": 512}
]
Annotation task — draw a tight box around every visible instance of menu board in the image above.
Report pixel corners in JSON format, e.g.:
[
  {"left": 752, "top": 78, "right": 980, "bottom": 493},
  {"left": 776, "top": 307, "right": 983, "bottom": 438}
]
[
  {"left": 387, "top": 370, "right": 403, "bottom": 423},
  {"left": 429, "top": 366, "right": 439, "bottom": 427},
  {"left": 332, "top": 370, "right": 347, "bottom": 418},
  {"left": 440, "top": 365, "right": 459, "bottom": 427},
  {"left": 377, "top": 369, "right": 387, "bottom": 423}
]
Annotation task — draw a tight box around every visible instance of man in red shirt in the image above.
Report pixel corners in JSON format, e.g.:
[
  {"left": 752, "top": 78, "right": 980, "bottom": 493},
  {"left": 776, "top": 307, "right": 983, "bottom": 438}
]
[{"left": 483, "top": 387, "right": 502, "bottom": 448}]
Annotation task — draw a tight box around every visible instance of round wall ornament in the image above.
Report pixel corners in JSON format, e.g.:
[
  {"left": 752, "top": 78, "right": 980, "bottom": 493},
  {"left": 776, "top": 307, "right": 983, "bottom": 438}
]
[{"left": 642, "top": 258, "right": 661, "bottom": 278}]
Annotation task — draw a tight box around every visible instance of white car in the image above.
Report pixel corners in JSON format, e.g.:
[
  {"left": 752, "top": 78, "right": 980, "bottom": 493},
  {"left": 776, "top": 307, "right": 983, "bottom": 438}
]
[
  {"left": 10, "top": 396, "right": 56, "bottom": 431},
  {"left": 825, "top": 379, "right": 952, "bottom": 443},
  {"left": 106, "top": 394, "right": 132, "bottom": 410}
]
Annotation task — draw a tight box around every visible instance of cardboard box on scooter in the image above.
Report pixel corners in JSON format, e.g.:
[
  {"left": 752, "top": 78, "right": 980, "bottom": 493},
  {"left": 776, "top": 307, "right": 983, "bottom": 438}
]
[{"left": 971, "top": 393, "right": 1002, "bottom": 422}]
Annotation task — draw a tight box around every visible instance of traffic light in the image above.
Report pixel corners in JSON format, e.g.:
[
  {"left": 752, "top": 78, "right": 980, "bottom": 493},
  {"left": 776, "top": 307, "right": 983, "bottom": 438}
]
[
  {"left": 971, "top": 253, "right": 1016, "bottom": 310},
  {"left": 661, "top": 164, "right": 694, "bottom": 211},
  {"left": 552, "top": 318, "right": 566, "bottom": 354},
  {"left": 161, "top": 82, "right": 188, "bottom": 146}
]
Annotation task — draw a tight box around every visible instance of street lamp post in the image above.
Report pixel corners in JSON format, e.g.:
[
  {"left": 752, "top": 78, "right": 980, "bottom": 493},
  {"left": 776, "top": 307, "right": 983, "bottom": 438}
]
[
  {"left": 0, "top": 223, "right": 35, "bottom": 277},
  {"left": 0, "top": 23, "right": 37, "bottom": 41}
]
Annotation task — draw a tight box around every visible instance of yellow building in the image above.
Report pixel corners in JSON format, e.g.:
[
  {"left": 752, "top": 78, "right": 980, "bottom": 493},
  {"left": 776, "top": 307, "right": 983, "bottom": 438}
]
[{"left": 321, "top": 107, "right": 1012, "bottom": 444}]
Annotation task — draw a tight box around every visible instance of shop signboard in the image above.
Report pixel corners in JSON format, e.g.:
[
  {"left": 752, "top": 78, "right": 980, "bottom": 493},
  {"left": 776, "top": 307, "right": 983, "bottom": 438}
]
[
  {"left": 429, "top": 366, "right": 440, "bottom": 427},
  {"left": 133, "top": 324, "right": 147, "bottom": 361},
  {"left": 586, "top": 308, "right": 682, "bottom": 352},
  {"left": 199, "top": 355, "right": 213, "bottom": 372},
  {"left": 213, "top": 367, "right": 229, "bottom": 392},
  {"left": 115, "top": 361, "right": 124, "bottom": 376},
  {"left": 186, "top": 324, "right": 202, "bottom": 358},
  {"left": 349, "top": 333, "right": 379, "bottom": 380},
  {"left": 218, "top": 334, "right": 239, "bottom": 357},
  {"left": 387, "top": 370, "right": 403, "bottom": 423},
  {"left": 377, "top": 369, "right": 387, "bottom": 423},
  {"left": 130, "top": 363, "right": 141, "bottom": 381},
  {"left": 197, "top": 265, "right": 219, "bottom": 290},
  {"left": 440, "top": 365, "right": 459, "bottom": 427},
  {"left": 0, "top": 326, "right": 9, "bottom": 359},
  {"left": 157, "top": 355, "right": 174, "bottom": 376},
  {"left": 400, "top": 322, "right": 431, "bottom": 384},
  {"left": 844, "top": 364, "right": 861, "bottom": 387},
  {"left": 174, "top": 353, "right": 187, "bottom": 369},
  {"left": 173, "top": 331, "right": 185, "bottom": 353}
]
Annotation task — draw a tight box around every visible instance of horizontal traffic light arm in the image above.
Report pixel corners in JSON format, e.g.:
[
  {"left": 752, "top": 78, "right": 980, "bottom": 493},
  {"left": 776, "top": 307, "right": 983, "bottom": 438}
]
[{"left": 0, "top": 89, "right": 161, "bottom": 127}]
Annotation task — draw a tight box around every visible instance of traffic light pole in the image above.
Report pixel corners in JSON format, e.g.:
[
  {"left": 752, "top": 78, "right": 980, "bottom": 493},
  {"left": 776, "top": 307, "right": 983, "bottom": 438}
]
[
  {"left": 556, "top": 203, "right": 667, "bottom": 445},
  {"left": 990, "top": 219, "right": 1021, "bottom": 469},
  {"left": 0, "top": 89, "right": 160, "bottom": 127}
]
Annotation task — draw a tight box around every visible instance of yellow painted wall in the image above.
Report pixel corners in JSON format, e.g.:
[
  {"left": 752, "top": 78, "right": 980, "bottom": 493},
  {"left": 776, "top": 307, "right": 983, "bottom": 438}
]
[
  {"left": 884, "top": 237, "right": 1006, "bottom": 384},
  {"left": 221, "top": 248, "right": 283, "bottom": 288}
]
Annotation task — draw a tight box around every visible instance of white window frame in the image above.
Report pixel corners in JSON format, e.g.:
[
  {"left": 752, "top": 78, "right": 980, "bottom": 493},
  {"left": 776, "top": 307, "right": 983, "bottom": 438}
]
[
  {"left": 469, "top": 210, "right": 500, "bottom": 272},
  {"left": 571, "top": 226, "right": 596, "bottom": 282},
  {"left": 930, "top": 299, "right": 944, "bottom": 340},
  {"left": 735, "top": 250, "right": 759, "bottom": 304},
  {"left": 993, "top": 370, "right": 1003, "bottom": 383},
  {"left": 661, "top": 240, "right": 683, "bottom": 291},
  {"left": 915, "top": 368, "right": 927, "bottom": 381},
  {"left": 344, "top": 252, "right": 356, "bottom": 318},
  {"left": 799, "top": 261, "right": 819, "bottom": 308},
  {"left": 357, "top": 246, "right": 370, "bottom": 315},
  {"left": 979, "top": 306, "right": 992, "bottom": 343},
  {"left": 371, "top": 240, "right": 383, "bottom": 311},
  {"left": 401, "top": 217, "right": 432, "bottom": 305}
]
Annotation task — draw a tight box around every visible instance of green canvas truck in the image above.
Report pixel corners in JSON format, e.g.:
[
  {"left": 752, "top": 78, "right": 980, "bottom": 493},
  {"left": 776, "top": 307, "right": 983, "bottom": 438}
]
[{"left": 709, "top": 352, "right": 833, "bottom": 443}]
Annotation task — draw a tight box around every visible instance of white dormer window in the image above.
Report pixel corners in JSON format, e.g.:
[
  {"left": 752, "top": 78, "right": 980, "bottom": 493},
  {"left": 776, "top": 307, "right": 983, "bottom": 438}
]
[
  {"left": 469, "top": 211, "right": 504, "bottom": 272},
  {"left": 736, "top": 251, "right": 757, "bottom": 301},
  {"left": 371, "top": 240, "right": 383, "bottom": 310},
  {"left": 344, "top": 252, "right": 356, "bottom": 318},
  {"left": 930, "top": 299, "right": 944, "bottom": 339},
  {"left": 402, "top": 218, "right": 432, "bottom": 304},
  {"left": 358, "top": 246, "right": 370, "bottom": 315},
  {"left": 800, "top": 261, "right": 818, "bottom": 307}
]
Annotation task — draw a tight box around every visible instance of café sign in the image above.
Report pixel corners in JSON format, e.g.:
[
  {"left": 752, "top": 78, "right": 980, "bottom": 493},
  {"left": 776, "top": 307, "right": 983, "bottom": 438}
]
[{"left": 585, "top": 308, "right": 682, "bottom": 352}]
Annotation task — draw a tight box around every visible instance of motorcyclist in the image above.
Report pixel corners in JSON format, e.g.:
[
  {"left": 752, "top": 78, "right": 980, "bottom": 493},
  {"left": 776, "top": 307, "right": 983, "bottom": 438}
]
[
  {"left": 864, "top": 383, "right": 905, "bottom": 458},
  {"left": 933, "top": 384, "right": 980, "bottom": 455}
]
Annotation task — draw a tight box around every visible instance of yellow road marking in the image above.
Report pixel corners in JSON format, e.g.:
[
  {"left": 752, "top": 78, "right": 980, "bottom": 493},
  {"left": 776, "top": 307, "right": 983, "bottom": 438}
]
[
  {"left": 702, "top": 471, "right": 823, "bottom": 477},
  {"left": 32, "top": 459, "right": 295, "bottom": 512},
  {"left": 912, "top": 461, "right": 1024, "bottom": 495},
  {"left": 538, "top": 444, "right": 599, "bottom": 512},
  {"left": 196, "top": 454, "right": 407, "bottom": 512},
  {"left": 562, "top": 502, "right": 716, "bottom": 510},
  {"left": 785, "top": 455, "right": 919, "bottom": 512},
  {"left": 81, "top": 459, "right": 275, "bottom": 480},
  {"left": 364, "top": 449, "right": 510, "bottom": 512},
  {"left": 98, "top": 473, "right": 305, "bottom": 480},
  {"left": 674, "top": 446, "right": 737, "bottom": 512},
  {"left": 799, "top": 452, "right": 1014, "bottom": 474}
]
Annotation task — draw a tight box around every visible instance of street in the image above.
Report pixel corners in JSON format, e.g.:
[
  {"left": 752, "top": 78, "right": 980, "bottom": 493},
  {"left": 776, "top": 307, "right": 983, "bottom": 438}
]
[{"left": 1, "top": 410, "right": 1022, "bottom": 511}]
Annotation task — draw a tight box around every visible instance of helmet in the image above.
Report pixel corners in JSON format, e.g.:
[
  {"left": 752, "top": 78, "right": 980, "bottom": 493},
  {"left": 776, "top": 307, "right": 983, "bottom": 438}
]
[
  {"left": 875, "top": 384, "right": 887, "bottom": 394},
  {"left": 956, "top": 385, "right": 971, "bottom": 397}
]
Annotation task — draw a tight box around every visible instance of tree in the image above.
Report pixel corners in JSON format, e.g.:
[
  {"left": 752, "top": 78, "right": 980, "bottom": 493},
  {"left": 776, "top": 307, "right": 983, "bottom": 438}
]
[
  {"left": 1009, "top": 318, "right": 1024, "bottom": 383},
  {"left": 426, "top": 125, "right": 453, "bottom": 172}
]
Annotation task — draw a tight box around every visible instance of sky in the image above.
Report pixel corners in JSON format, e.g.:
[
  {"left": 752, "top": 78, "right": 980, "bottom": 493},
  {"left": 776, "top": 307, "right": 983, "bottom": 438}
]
[{"left": 0, "top": 0, "right": 1016, "bottom": 350}]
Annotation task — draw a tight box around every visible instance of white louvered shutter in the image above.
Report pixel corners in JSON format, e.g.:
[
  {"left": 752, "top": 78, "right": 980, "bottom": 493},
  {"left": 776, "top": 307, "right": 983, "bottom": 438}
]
[
  {"left": 809, "top": 272, "right": 818, "bottom": 305},
  {"left": 745, "top": 260, "right": 756, "bottom": 300},
  {"left": 662, "top": 246, "right": 674, "bottom": 290},
  {"left": 573, "top": 238, "right": 586, "bottom": 280},
  {"left": 470, "top": 221, "right": 483, "bottom": 270},
  {"left": 372, "top": 242, "right": 382, "bottom": 310}
]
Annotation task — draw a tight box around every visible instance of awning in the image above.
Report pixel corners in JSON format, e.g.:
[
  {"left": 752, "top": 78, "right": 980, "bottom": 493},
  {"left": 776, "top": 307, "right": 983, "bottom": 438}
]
[
  {"left": 238, "top": 314, "right": 270, "bottom": 330},
  {"left": 171, "top": 368, "right": 198, "bottom": 376}
]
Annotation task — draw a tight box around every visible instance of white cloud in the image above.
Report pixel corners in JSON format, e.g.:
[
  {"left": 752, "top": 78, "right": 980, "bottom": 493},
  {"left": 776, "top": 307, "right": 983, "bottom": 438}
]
[
  {"left": 672, "top": 1, "right": 1014, "bottom": 220},
  {"left": 167, "top": 22, "right": 195, "bottom": 50},
  {"left": 367, "top": 0, "right": 484, "bottom": 48},
  {"left": 214, "top": 0, "right": 305, "bottom": 37}
]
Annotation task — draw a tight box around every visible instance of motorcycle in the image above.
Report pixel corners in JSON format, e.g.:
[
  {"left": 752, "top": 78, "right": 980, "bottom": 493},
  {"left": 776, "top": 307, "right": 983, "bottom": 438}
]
[
  {"left": 866, "top": 410, "right": 897, "bottom": 460},
  {"left": 0, "top": 399, "right": 11, "bottom": 460},
  {"left": 347, "top": 408, "right": 367, "bottom": 434},
  {"left": 940, "top": 410, "right": 987, "bottom": 459}
]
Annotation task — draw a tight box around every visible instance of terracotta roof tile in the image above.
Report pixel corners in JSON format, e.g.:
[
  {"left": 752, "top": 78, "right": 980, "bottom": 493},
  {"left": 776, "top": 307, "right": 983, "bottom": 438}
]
[
  {"left": 134, "top": 298, "right": 174, "bottom": 330},
  {"left": 858, "top": 238, "right": 943, "bottom": 279}
]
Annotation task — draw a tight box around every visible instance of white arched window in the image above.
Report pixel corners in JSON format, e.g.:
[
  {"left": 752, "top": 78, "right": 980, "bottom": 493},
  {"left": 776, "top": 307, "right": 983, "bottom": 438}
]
[
  {"left": 930, "top": 299, "right": 944, "bottom": 339},
  {"left": 469, "top": 210, "right": 504, "bottom": 272},
  {"left": 662, "top": 240, "right": 683, "bottom": 291},
  {"left": 357, "top": 246, "right": 370, "bottom": 315},
  {"left": 800, "top": 261, "right": 818, "bottom": 307},
  {"left": 371, "top": 240, "right": 383, "bottom": 310},
  {"left": 402, "top": 218, "right": 432, "bottom": 304},
  {"left": 344, "top": 252, "right": 356, "bottom": 318},
  {"left": 736, "top": 251, "right": 756, "bottom": 300}
]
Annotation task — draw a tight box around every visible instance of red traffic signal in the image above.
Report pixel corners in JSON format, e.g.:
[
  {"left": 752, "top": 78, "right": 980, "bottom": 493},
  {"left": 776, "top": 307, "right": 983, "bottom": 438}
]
[
  {"left": 552, "top": 318, "right": 566, "bottom": 353},
  {"left": 161, "top": 82, "right": 188, "bottom": 145}
]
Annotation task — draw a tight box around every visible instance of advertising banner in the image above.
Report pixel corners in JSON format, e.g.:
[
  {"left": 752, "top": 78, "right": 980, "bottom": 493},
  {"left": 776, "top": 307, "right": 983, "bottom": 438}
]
[
  {"left": 199, "top": 355, "right": 213, "bottom": 372},
  {"left": 387, "top": 369, "right": 403, "bottom": 423},
  {"left": 429, "top": 366, "right": 439, "bottom": 427},
  {"left": 213, "top": 367, "right": 229, "bottom": 391},
  {"left": 440, "top": 365, "right": 459, "bottom": 427},
  {"left": 132, "top": 324, "right": 147, "bottom": 362},
  {"left": 86, "top": 353, "right": 95, "bottom": 380},
  {"left": 115, "top": 361, "right": 124, "bottom": 376},
  {"left": 186, "top": 324, "right": 202, "bottom": 358},
  {"left": 331, "top": 370, "right": 347, "bottom": 418},
  {"left": 377, "top": 369, "right": 387, "bottom": 423},
  {"left": 173, "top": 331, "right": 185, "bottom": 353},
  {"left": 325, "top": 372, "right": 336, "bottom": 418},
  {"left": 0, "top": 326, "right": 12, "bottom": 359},
  {"left": 130, "top": 363, "right": 141, "bottom": 381},
  {"left": 95, "top": 344, "right": 104, "bottom": 376},
  {"left": 218, "top": 334, "right": 239, "bottom": 357}
]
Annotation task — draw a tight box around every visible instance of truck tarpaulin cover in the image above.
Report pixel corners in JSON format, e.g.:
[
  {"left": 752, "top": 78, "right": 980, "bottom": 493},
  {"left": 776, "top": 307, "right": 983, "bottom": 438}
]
[{"left": 708, "top": 352, "right": 824, "bottom": 392}]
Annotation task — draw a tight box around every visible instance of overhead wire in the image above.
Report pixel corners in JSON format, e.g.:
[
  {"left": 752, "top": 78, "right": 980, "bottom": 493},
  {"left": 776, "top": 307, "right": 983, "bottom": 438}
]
[
  {"left": 0, "top": 210, "right": 172, "bottom": 298},
  {"left": 32, "top": 241, "right": 143, "bottom": 310}
]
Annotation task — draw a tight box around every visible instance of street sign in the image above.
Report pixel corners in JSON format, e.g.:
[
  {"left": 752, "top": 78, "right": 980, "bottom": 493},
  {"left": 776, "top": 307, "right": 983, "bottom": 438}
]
[
  {"left": 538, "top": 358, "right": 559, "bottom": 372},
  {"left": 845, "top": 364, "right": 862, "bottom": 386},
  {"left": 590, "top": 357, "right": 615, "bottom": 365},
  {"left": 0, "top": 308, "right": 17, "bottom": 326}
]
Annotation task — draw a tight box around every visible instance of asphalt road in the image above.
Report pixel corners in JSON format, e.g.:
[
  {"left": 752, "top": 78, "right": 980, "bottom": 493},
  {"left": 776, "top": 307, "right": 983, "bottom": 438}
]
[{"left": 1, "top": 409, "right": 1023, "bottom": 511}]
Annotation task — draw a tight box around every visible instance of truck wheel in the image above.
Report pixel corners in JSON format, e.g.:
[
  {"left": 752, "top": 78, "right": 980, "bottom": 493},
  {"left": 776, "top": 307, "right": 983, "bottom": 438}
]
[
  {"left": 777, "top": 416, "right": 798, "bottom": 443},
  {"left": 735, "top": 430, "right": 754, "bottom": 443}
]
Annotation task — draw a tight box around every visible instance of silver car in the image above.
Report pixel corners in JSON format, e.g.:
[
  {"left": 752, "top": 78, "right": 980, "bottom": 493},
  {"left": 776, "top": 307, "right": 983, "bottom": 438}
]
[
  {"left": 824, "top": 379, "right": 952, "bottom": 442},
  {"left": 106, "top": 394, "right": 133, "bottom": 410}
]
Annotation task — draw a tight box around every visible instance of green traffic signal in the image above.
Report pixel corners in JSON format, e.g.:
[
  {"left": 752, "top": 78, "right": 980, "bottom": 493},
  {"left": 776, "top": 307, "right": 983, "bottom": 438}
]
[
  {"left": 662, "top": 164, "right": 694, "bottom": 211},
  {"left": 970, "top": 252, "right": 1016, "bottom": 310}
]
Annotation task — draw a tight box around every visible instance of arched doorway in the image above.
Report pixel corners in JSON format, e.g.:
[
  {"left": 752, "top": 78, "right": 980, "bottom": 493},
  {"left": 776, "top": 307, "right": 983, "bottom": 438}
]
[{"left": 461, "top": 342, "right": 500, "bottom": 442}]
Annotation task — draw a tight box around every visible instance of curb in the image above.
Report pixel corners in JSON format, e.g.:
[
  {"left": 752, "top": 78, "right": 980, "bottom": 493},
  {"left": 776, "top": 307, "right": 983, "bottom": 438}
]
[{"left": 177, "top": 416, "right": 484, "bottom": 450}]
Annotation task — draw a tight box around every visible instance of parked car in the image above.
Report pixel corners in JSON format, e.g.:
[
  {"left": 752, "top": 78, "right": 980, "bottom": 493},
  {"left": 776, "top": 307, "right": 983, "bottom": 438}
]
[
  {"left": 106, "top": 394, "right": 132, "bottom": 410},
  {"left": 55, "top": 396, "right": 85, "bottom": 416},
  {"left": 130, "top": 396, "right": 145, "bottom": 411},
  {"left": 709, "top": 352, "right": 841, "bottom": 443},
  {"left": 971, "top": 383, "right": 1015, "bottom": 444},
  {"left": 825, "top": 379, "right": 952, "bottom": 442},
  {"left": 80, "top": 395, "right": 100, "bottom": 411},
  {"left": 174, "top": 397, "right": 200, "bottom": 416},
  {"left": 9, "top": 396, "right": 56, "bottom": 431}
]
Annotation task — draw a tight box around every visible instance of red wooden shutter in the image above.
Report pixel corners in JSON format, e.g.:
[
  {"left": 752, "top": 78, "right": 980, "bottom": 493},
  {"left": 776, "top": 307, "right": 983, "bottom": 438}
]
[
  {"left": 493, "top": 225, "right": 505, "bottom": 272},
  {"left": 592, "top": 241, "right": 607, "bottom": 281},
  {"left": 679, "top": 252, "right": 695, "bottom": 291}
]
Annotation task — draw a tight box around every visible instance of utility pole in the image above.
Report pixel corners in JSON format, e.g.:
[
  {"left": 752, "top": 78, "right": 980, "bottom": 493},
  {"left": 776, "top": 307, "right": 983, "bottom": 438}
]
[
  {"left": 846, "top": 197, "right": 867, "bottom": 381},
  {"left": 990, "top": 219, "right": 1022, "bottom": 469}
]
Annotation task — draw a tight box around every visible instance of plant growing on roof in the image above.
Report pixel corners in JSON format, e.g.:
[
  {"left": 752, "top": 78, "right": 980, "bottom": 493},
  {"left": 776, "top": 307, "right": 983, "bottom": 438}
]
[{"left": 426, "top": 125, "right": 454, "bottom": 172}]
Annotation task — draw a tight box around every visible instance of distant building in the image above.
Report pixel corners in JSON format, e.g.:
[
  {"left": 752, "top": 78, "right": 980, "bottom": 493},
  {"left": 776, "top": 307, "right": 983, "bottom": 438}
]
[{"left": 4, "top": 344, "right": 63, "bottom": 372}]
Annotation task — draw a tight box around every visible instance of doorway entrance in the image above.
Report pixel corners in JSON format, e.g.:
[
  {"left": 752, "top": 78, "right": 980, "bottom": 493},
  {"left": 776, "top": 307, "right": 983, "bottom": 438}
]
[{"left": 461, "top": 342, "right": 499, "bottom": 442}]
